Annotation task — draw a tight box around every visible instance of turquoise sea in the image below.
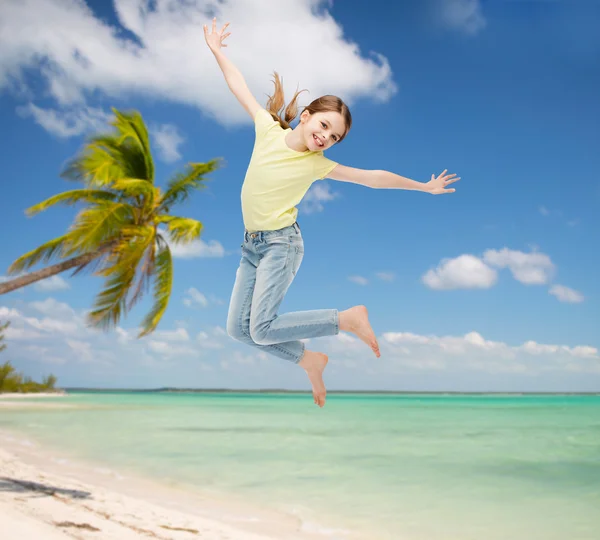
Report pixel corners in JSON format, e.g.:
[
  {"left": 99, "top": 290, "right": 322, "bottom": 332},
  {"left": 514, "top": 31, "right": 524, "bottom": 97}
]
[{"left": 1, "top": 392, "right": 599, "bottom": 539}]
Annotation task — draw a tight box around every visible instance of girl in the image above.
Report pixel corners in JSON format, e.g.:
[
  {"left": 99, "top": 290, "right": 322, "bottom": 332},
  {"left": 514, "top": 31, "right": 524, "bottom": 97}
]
[{"left": 204, "top": 18, "right": 459, "bottom": 407}]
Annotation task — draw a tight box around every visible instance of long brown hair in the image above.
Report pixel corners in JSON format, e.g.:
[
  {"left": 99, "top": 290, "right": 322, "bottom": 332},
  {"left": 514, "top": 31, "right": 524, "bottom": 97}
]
[{"left": 265, "top": 71, "right": 352, "bottom": 142}]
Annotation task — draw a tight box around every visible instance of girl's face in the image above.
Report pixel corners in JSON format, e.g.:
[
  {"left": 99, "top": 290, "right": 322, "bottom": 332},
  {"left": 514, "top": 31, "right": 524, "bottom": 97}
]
[{"left": 300, "top": 110, "right": 346, "bottom": 151}]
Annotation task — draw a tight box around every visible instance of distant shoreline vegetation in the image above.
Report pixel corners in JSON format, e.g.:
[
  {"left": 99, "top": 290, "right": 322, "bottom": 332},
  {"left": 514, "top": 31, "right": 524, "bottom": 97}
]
[{"left": 0, "top": 361, "right": 60, "bottom": 394}]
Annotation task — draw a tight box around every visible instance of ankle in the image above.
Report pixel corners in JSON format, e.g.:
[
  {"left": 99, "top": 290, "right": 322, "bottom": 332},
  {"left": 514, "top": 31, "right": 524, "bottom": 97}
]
[{"left": 338, "top": 308, "right": 351, "bottom": 332}]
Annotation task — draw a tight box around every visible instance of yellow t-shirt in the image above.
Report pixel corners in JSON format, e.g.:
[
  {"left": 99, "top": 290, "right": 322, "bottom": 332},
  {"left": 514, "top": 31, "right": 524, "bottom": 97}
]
[{"left": 241, "top": 108, "right": 338, "bottom": 232}]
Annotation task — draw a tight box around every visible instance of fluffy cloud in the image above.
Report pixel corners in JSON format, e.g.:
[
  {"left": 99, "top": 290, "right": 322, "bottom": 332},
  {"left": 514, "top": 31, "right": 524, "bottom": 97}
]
[
  {"left": 483, "top": 248, "right": 555, "bottom": 285},
  {"left": 167, "top": 238, "right": 225, "bottom": 259},
  {"left": 422, "top": 254, "right": 497, "bottom": 290},
  {"left": 422, "top": 249, "right": 580, "bottom": 300},
  {"left": 16, "top": 104, "right": 111, "bottom": 138},
  {"left": 1, "top": 298, "right": 598, "bottom": 390},
  {"left": 549, "top": 284, "right": 584, "bottom": 304},
  {"left": 150, "top": 123, "right": 184, "bottom": 163},
  {"left": 380, "top": 330, "right": 599, "bottom": 375},
  {"left": 183, "top": 287, "right": 209, "bottom": 308},
  {"left": 0, "top": 0, "right": 396, "bottom": 130}
]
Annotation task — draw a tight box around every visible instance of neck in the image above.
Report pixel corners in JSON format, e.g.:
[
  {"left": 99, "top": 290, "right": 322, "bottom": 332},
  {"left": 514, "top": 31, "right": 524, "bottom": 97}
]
[{"left": 284, "top": 125, "right": 309, "bottom": 152}]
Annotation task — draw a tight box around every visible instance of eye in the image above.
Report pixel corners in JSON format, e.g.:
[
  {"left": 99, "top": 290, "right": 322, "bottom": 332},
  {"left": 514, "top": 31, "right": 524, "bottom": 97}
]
[
  {"left": 320, "top": 122, "right": 326, "bottom": 128},
  {"left": 332, "top": 135, "right": 338, "bottom": 142}
]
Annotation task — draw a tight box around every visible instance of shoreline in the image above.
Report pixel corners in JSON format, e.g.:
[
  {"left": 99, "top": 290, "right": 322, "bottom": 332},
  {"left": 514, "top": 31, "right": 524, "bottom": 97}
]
[
  {"left": 0, "top": 422, "right": 350, "bottom": 540},
  {"left": 0, "top": 392, "right": 66, "bottom": 399}
]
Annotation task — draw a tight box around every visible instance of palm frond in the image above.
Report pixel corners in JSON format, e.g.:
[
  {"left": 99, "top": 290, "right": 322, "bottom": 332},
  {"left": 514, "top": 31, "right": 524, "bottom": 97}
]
[
  {"left": 98, "top": 226, "right": 155, "bottom": 277},
  {"left": 67, "top": 202, "right": 135, "bottom": 254},
  {"left": 159, "top": 160, "right": 220, "bottom": 212},
  {"left": 156, "top": 216, "right": 202, "bottom": 244},
  {"left": 112, "top": 179, "right": 157, "bottom": 200},
  {"left": 127, "top": 238, "right": 156, "bottom": 311},
  {"left": 26, "top": 189, "right": 117, "bottom": 217},
  {"left": 138, "top": 236, "right": 172, "bottom": 337},
  {"left": 61, "top": 109, "right": 155, "bottom": 187},
  {"left": 111, "top": 108, "right": 154, "bottom": 183},
  {"left": 111, "top": 179, "right": 157, "bottom": 215},
  {"left": 61, "top": 136, "right": 128, "bottom": 187},
  {"left": 8, "top": 235, "right": 71, "bottom": 274},
  {"left": 87, "top": 227, "right": 154, "bottom": 330}
]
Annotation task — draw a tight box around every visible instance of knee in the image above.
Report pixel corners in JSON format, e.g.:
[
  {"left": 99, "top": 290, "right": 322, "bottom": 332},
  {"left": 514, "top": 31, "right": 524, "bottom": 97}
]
[
  {"left": 226, "top": 315, "right": 245, "bottom": 342},
  {"left": 249, "top": 323, "right": 270, "bottom": 346}
]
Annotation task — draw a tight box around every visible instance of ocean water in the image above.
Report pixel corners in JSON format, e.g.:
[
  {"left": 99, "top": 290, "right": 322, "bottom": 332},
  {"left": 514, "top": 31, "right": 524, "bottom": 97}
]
[{"left": 1, "top": 392, "right": 599, "bottom": 539}]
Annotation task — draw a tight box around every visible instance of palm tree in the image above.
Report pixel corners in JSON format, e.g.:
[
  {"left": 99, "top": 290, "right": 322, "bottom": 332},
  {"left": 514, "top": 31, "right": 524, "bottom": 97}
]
[{"left": 0, "top": 108, "right": 219, "bottom": 337}]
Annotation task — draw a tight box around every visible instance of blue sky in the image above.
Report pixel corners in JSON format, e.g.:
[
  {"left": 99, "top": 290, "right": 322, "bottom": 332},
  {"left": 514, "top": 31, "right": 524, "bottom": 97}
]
[{"left": 0, "top": 0, "right": 598, "bottom": 392}]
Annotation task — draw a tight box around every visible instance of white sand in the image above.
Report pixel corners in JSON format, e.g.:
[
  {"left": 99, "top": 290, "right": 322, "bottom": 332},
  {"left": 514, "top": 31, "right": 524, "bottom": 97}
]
[
  {"left": 0, "top": 446, "right": 284, "bottom": 540},
  {"left": 0, "top": 392, "right": 66, "bottom": 398},
  {"left": 0, "top": 417, "right": 336, "bottom": 540}
]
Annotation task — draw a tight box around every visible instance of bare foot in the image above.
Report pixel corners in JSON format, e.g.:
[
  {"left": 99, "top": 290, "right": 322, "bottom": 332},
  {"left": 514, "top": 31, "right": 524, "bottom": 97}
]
[
  {"left": 298, "top": 350, "right": 329, "bottom": 407},
  {"left": 338, "top": 305, "right": 380, "bottom": 358}
]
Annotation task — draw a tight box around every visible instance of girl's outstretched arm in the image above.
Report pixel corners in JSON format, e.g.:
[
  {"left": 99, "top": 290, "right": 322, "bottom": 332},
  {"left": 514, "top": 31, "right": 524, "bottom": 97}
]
[
  {"left": 203, "top": 18, "right": 262, "bottom": 120},
  {"left": 328, "top": 164, "right": 460, "bottom": 194}
]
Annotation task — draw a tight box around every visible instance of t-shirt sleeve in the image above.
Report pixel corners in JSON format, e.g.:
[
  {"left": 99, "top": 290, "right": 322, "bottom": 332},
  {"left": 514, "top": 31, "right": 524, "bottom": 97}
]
[
  {"left": 313, "top": 153, "right": 338, "bottom": 180},
  {"left": 254, "top": 108, "right": 281, "bottom": 139}
]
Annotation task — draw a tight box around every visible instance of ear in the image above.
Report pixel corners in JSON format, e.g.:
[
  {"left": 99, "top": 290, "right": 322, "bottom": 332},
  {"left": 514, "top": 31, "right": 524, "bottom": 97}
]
[{"left": 300, "top": 110, "right": 310, "bottom": 124}]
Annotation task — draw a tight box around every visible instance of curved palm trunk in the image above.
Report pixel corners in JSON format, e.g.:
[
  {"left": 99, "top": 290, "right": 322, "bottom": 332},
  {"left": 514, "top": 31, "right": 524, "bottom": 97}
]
[{"left": 0, "top": 252, "right": 99, "bottom": 295}]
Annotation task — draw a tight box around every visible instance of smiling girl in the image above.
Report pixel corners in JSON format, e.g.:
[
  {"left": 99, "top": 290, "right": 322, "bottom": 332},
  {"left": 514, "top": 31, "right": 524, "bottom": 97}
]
[{"left": 204, "top": 18, "right": 459, "bottom": 407}]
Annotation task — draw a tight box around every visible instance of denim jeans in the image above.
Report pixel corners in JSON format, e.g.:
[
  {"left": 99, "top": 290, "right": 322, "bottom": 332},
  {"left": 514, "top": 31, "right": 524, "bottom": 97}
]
[{"left": 226, "top": 222, "right": 339, "bottom": 363}]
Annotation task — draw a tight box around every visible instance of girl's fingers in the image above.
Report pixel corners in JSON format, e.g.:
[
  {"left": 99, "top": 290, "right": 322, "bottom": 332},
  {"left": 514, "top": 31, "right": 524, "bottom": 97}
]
[
  {"left": 212, "top": 17, "right": 217, "bottom": 33},
  {"left": 221, "top": 22, "right": 230, "bottom": 33},
  {"left": 222, "top": 32, "right": 231, "bottom": 40}
]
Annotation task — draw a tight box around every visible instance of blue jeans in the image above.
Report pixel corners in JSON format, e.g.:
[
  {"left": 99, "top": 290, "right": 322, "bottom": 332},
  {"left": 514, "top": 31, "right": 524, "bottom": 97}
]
[{"left": 226, "top": 222, "right": 339, "bottom": 363}]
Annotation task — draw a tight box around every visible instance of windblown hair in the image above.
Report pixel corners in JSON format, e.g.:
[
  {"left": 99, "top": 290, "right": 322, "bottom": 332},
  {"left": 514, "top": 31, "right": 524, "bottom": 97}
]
[{"left": 265, "top": 71, "right": 352, "bottom": 142}]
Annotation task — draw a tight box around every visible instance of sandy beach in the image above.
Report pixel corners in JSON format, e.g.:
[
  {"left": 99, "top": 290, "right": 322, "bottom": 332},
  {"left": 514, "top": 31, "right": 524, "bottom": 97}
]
[
  {"left": 0, "top": 395, "right": 329, "bottom": 540},
  {"left": 0, "top": 444, "right": 291, "bottom": 540}
]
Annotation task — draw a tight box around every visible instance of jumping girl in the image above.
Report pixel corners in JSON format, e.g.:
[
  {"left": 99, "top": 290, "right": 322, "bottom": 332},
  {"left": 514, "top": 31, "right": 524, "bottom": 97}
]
[{"left": 204, "top": 18, "right": 459, "bottom": 407}]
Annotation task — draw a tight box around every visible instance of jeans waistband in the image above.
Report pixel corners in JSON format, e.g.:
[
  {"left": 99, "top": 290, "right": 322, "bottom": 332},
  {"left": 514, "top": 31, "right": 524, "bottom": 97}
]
[{"left": 245, "top": 222, "right": 301, "bottom": 242}]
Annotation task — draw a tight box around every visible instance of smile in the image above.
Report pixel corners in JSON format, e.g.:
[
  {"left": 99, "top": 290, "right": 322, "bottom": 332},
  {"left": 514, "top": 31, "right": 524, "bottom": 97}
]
[{"left": 313, "top": 134, "right": 324, "bottom": 147}]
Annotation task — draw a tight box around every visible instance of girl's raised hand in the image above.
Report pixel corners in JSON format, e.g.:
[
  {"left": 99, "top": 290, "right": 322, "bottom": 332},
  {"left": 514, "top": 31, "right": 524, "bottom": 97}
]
[
  {"left": 426, "top": 169, "right": 460, "bottom": 195},
  {"left": 203, "top": 17, "right": 231, "bottom": 53}
]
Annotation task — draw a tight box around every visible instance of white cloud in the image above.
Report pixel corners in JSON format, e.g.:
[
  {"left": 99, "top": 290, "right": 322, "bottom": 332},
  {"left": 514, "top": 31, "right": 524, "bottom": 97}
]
[
  {"left": 422, "top": 254, "right": 497, "bottom": 290},
  {"left": 2, "top": 296, "right": 599, "bottom": 390},
  {"left": 549, "top": 284, "right": 584, "bottom": 304},
  {"left": 380, "top": 330, "right": 599, "bottom": 373},
  {"left": 299, "top": 182, "right": 340, "bottom": 214},
  {"left": 539, "top": 205, "right": 550, "bottom": 216},
  {"left": 29, "top": 298, "right": 76, "bottom": 318},
  {"left": 151, "top": 123, "right": 184, "bottom": 163},
  {"left": 33, "top": 275, "right": 71, "bottom": 292},
  {"left": 483, "top": 248, "right": 555, "bottom": 285},
  {"left": 375, "top": 271, "right": 395, "bottom": 282},
  {"left": 348, "top": 275, "right": 368, "bottom": 286},
  {"left": 183, "top": 287, "right": 208, "bottom": 308},
  {"left": 16, "top": 104, "right": 110, "bottom": 138},
  {"left": 1, "top": 0, "right": 396, "bottom": 130},
  {"left": 433, "top": 0, "right": 486, "bottom": 36},
  {"left": 168, "top": 238, "right": 225, "bottom": 259}
]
